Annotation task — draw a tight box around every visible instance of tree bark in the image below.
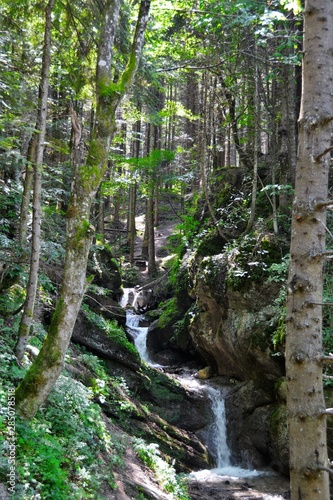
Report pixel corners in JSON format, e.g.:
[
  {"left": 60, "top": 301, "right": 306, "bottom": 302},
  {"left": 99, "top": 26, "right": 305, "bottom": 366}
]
[
  {"left": 147, "top": 186, "right": 157, "bottom": 276},
  {"left": 15, "top": 0, "right": 151, "bottom": 419},
  {"left": 128, "top": 182, "right": 137, "bottom": 265},
  {"left": 285, "top": 1, "right": 333, "bottom": 498},
  {"left": 246, "top": 48, "right": 259, "bottom": 233},
  {"left": 15, "top": 0, "right": 54, "bottom": 362}
]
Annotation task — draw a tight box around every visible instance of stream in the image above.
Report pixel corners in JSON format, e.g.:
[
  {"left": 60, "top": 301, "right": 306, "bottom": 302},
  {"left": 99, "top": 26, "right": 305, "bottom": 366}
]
[{"left": 120, "top": 288, "right": 289, "bottom": 499}]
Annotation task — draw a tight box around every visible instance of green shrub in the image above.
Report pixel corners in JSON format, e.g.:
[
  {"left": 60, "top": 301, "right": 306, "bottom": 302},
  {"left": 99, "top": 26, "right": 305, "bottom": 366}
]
[
  {"left": 226, "top": 231, "right": 285, "bottom": 290},
  {"left": 0, "top": 373, "right": 122, "bottom": 499},
  {"left": 157, "top": 298, "right": 179, "bottom": 329},
  {"left": 133, "top": 438, "right": 190, "bottom": 500}
]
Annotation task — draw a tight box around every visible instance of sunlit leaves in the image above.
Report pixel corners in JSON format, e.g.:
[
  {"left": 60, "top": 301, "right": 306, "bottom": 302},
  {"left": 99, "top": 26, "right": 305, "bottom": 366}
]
[{"left": 280, "top": 0, "right": 302, "bottom": 15}]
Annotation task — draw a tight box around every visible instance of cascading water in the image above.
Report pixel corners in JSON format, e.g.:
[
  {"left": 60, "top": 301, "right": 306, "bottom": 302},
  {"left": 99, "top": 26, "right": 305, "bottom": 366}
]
[
  {"left": 120, "top": 287, "right": 262, "bottom": 479},
  {"left": 126, "top": 311, "right": 152, "bottom": 364},
  {"left": 120, "top": 287, "right": 160, "bottom": 367},
  {"left": 205, "top": 386, "right": 231, "bottom": 468},
  {"left": 181, "top": 376, "right": 261, "bottom": 479}
]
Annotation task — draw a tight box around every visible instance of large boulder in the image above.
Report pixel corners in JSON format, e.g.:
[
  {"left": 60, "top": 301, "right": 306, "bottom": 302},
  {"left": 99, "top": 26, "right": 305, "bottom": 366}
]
[
  {"left": 225, "top": 380, "right": 282, "bottom": 470},
  {"left": 72, "top": 313, "right": 140, "bottom": 371},
  {"left": 186, "top": 252, "right": 284, "bottom": 382},
  {"left": 176, "top": 249, "right": 288, "bottom": 471},
  {"left": 87, "top": 244, "right": 122, "bottom": 299},
  {"left": 71, "top": 313, "right": 214, "bottom": 472}
]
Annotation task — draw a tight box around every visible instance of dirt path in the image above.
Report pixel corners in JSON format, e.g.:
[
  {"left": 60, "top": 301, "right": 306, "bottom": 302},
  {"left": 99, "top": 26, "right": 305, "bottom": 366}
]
[{"left": 133, "top": 216, "right": 178, "bottom": 260}]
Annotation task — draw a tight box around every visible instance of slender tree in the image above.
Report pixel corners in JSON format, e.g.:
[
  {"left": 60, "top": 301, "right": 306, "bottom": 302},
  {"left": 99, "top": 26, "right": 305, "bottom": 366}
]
[
  {"left": 285, "top": 0, "right": 333, "bottom": 498},
  {"left": 15, "top": 0, "right": 55, "bottom": 361},
  {"left": 15, "top": 0, "right": 151, "bottom": 419}
]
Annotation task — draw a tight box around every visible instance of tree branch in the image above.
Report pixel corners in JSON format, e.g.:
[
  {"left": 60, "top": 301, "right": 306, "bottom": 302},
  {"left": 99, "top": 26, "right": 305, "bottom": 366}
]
[
  {"left": 314, "top": 200, "right": 333, "bottom": 210},
  {"left": 315, "top": 146, "right": 333, "bottom": 162},
  {"left": 317, "top": 466, "right": 333, "bottom": 476},
  {"left": 322, "top": 355, "right": 333, "bottom": 362},
  {"left": 322, "top": 408, "right": 333, "bottom": 416}
]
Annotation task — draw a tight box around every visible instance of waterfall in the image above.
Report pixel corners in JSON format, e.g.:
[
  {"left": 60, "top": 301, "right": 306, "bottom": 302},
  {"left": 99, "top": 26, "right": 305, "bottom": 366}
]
[
  {"left": 126, "top": 310, "right": 152, "bottom": 364},
  {"left": 120, "top": 288, "right": 262, "bottom": 479},
  {"left": 120, "top": 287, "right": 160, "bottom": 366},
  {"left": 182, "top": 377, "right": 262, "bottom": 478},
  {"left": 205, "top": 386, "right": 231, "bottom": 468}
]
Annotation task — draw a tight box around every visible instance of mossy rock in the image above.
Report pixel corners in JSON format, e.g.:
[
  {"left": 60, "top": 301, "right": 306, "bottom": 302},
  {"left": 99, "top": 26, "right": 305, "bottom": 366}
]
[
  {"left": 88, "top": 244, "right": 121, "bottom": 296},
  {"left": 196, "top": 229, "right": 226, "bottom": 256},
  {"left": 269, "top": 404, "right": 289, "bottom": 474}
]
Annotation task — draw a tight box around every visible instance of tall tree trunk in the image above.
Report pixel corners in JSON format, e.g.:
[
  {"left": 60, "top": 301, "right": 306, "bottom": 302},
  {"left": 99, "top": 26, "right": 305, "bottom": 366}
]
[
  {"left": 128, "top": 118, "right": 140, "bottom": 263},
  {"left": 246, "top": 45, "right": 259, "bottom": 233},
  {"left": 141, "top": 204, "right": 149, "bottom": 260},
  {"left": 15, "top": 0, "right": 54, "bottom": 362},
  {"left": 18, "top": 143, "right": 35, "bottom": 250},
  {"left": 285, "top": 1, "right": 333, "bottom": 498},
  {"left": 200, "top": 72, "right": 227, "bottom": 242},
  {"left": 279, "top": 62, "right": 297, "bottom": 213},
  {"left": 147, "top": 186, "right": 157, "bottom": 276},
  {"left": 15, "top": 0, "right": 151, "bottom": 419},
  {"left": 128, "top": 182, "right": 137, "bottom": 265}
]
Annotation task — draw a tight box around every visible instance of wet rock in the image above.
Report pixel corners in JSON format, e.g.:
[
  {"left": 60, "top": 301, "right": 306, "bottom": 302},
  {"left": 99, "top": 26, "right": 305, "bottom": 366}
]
[
  {"left": 198, "top": 366, "right": 214, "bottom": 379},
  {"left": 224, "top": 380, "right": 290, "bottom": 472},
  {"left": 186, "top": 469, "right": 290, "bottom": 500}
]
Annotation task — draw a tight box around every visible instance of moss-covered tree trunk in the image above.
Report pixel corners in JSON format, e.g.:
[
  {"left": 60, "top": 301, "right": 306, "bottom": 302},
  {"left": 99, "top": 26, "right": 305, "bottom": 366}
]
[
  {"left": 285, "top": 1, "right": 333, "bottom": 498},
  {"left": 16, "top": 0, "right": 151, "bottom": 419}
]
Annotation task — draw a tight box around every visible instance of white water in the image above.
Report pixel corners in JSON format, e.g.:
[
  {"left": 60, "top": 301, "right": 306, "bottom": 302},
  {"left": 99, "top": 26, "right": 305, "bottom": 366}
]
[
  {"left": 182, "top": 377, "right": 262, "bottom": 479},
  {"left": 126, "top": 310, "right": 152, "bottom": 364},
  {"left": 205, "top": 386, "right": 231, "bottom": 468},
  {"left": 121, "top": 287, "right": 161, "bottom": 367},
  {"left": 120, "top": 287, "right": 263, "bottom": 479}
]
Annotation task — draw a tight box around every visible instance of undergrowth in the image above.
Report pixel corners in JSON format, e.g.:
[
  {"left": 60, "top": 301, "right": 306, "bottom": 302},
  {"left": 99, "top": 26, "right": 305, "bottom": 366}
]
[
  {"left": 0, "top": 312, "right": 191, "bottom": 499},
  {"left": 0, "top": 320, "right": 125, "bottom": 499},
  {"left": 133, "top": 438, "right": 190, "bottom": 500}
]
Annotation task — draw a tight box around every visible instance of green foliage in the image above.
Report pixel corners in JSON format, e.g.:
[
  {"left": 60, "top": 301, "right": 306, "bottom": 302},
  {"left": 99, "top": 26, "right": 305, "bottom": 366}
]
[
  {"left": 168, "top": 261, "right": 192, "bottom": 309},
  {"left": 0, "top": 284, "right": 25, "bottom": 316},
  {"left": 0, "top": 374, "right": 121, "bottom": 499},
  {"left": 226, "top": 230, "right": 284, "bottom": 290},
  {"left": 197, "top": 254, "right": 227, "bottom": 298},
  {"left": 267, "top": 255, "right": 290, "bottom": 350},
  {"left": 176, "top": 214, "right": 200, "bottom": 250},
  {"left": 216, "top": 190, "right": 250, "bottom": 234},
  {"left": 0, "top": 320, "right": 127, "bottom": 499},
  {"left": 111, "top": 148, "right": 175, "bottom": 181},
  {"left": 271, "top": 317, "right": 285, "bottom": 351},
  {"left": 195, "top": 228, "right": 225, "bottom": 256},
  {"left": 0, "top": 182, "right": 21, "bottom": 236},
  {"left": 41, "top": 206, "right": 66, "bottom": 257},
  {"left": 0, "top": 317, "right": 26, "bottom": 385},
  {"left": 133, "top": 438, "right": 190, "bottom": 500},
  {"left": 261, "top": 184, "right": 294, "bottom": 197},
  {"left": 120, "top": 265, "right": 140, "bottom": 287},
  {"left": 157, "top": 298, "right": 179, "bottom": 329}
]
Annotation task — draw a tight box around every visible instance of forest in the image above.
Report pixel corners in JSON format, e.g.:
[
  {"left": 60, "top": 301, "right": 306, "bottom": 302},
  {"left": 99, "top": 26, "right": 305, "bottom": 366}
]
[{"left": 1, "top": 0, "right": 333, "bottom": 499}]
